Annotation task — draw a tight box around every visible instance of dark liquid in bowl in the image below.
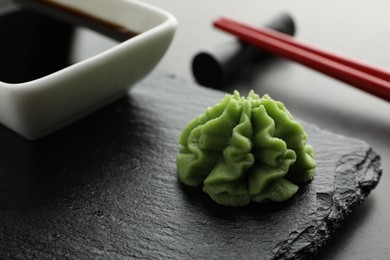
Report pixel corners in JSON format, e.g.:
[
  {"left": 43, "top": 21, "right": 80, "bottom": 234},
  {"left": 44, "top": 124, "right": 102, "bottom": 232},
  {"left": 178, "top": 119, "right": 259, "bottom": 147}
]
[{"left": 0, "top": 1, "right": 138, "bottom": 83}]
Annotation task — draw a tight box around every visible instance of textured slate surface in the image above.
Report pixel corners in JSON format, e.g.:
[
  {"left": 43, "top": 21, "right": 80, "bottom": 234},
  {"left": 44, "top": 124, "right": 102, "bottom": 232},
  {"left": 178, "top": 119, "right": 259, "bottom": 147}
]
[{"left": 0, "top": 71, "right": 382, "bottom": 259}]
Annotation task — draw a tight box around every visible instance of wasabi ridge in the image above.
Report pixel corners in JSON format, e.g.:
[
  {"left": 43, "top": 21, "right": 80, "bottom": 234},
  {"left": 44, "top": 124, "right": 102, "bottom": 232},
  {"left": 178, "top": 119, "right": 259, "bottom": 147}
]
[{"left": 176, "top": 91, "right": 316, "bottom": 207}]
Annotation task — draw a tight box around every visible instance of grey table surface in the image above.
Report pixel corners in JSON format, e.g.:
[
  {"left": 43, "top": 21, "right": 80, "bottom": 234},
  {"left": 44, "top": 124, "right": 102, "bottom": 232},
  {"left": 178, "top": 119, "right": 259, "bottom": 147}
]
[{"left": 139, "top": 1, "right": 390, "bottom": 259}]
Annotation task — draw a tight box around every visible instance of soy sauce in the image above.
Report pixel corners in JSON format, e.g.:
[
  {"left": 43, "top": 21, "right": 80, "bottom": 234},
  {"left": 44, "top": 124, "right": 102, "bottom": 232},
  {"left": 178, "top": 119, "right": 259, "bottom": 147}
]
[{"left": 0, "top": 1, "right": 139, "bottom": 83}]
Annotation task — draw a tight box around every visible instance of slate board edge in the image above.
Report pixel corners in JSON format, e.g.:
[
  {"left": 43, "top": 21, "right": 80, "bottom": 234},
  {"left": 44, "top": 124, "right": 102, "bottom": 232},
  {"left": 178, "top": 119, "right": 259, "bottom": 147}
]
[
  {"left": 0, "top": 71, "right": 382, "bottom": 260},
  {"left": 273, "top": 147, "right": 382, "bottom": 260},
  {"left": 142, "top": 72, "right": 383, "bottom": 260}
]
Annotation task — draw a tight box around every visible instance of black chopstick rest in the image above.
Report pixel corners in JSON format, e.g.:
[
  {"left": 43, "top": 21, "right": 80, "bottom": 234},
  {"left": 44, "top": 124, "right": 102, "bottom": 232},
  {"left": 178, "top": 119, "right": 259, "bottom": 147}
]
[{"left": 192, "top": 13, "right": 296, "bottom": 88}]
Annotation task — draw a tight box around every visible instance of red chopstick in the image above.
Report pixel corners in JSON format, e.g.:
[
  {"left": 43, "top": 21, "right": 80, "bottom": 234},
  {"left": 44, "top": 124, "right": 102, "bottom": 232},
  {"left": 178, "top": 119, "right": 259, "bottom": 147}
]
[{"left": 214, "top": 17, "right": 390, "bottom": 102}]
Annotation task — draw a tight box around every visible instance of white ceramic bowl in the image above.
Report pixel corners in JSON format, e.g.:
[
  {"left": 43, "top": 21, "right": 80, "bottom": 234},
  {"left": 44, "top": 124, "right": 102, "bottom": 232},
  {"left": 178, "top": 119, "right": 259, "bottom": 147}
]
[{"left": 0, "top": 0, "right": 177, "bottom": 139}]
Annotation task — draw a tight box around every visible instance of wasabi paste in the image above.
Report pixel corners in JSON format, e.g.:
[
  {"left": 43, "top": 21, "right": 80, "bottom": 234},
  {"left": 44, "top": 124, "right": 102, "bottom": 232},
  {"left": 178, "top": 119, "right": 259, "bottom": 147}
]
[{"left": 176, "top": 91, "right": 316, "bottom": 207}]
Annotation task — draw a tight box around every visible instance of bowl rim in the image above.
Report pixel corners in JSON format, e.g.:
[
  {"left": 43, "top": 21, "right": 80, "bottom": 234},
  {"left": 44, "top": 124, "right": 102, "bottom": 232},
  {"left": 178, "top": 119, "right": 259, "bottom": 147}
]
[{"left": 0, "top": 0, "right": 177, "bottom": 88}]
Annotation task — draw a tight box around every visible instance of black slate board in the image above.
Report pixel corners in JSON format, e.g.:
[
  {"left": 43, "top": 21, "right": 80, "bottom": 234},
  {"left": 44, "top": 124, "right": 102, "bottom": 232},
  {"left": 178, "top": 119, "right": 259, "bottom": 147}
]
[{"left": 0, "top": 71, "right": 382, "bottom": 259}]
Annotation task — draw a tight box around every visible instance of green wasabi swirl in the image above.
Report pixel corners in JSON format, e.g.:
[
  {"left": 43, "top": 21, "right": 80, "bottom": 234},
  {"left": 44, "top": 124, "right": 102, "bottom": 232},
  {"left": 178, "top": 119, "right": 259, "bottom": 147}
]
[{"left": 177, "top": 91, "right": 316, "bottom": 207}]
